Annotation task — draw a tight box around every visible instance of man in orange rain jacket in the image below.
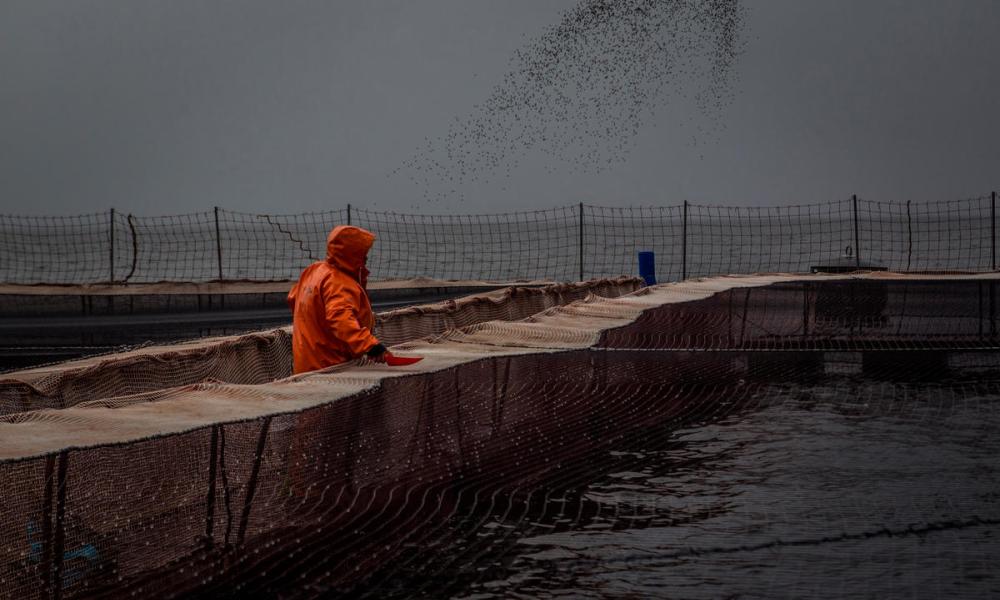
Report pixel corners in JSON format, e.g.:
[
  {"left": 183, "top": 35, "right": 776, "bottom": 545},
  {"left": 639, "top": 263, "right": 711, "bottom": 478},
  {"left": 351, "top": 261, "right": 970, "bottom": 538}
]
[{"left": 287, "top": 225, "right": 388, "bottom": 374}]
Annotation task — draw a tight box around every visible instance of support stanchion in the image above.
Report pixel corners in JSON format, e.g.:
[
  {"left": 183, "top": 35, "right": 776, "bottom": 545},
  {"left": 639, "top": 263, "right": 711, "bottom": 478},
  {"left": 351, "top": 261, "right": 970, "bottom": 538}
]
[
  {"left": 579, "top": 202, "right": 585, "bottom": 282},
  {"left": 853, "top": 194, "right": 860, "bottom": 270},
  {"left": 347, "top": 203, "right": 352, "bottom": 226},
  {"left": 992, "top": 191, "right": 996, "bottom": 271},
  {"left": 108, "top": 208, "right": 115, "bottom": 284},
  {"left": 682, "top": 201, "right": 688, "bottom": 280},
  {"left": 214, "top": 206, "right": 224, "bottom": 282},
  {"left": 906, "top": 200, "right": 912, "bottom": 272}
]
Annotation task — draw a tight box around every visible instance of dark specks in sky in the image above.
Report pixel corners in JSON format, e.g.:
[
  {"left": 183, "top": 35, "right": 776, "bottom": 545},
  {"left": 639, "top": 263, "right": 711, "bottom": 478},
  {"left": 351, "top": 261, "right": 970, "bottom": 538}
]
[{"left": 391, "top": 0, "right": 747, "bottom": 210}]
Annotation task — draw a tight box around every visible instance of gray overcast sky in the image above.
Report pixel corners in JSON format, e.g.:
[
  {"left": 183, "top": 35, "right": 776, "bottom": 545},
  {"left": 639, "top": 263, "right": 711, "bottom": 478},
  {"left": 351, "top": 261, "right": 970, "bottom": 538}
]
[{"left": 1, "top": 0, "right": 998, "bottom": 216}]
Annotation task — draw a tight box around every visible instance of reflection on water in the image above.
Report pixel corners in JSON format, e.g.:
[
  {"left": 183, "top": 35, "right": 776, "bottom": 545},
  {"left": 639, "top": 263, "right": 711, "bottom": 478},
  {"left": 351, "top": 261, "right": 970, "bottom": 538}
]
[{"left": 358, "top": 368, "right": 1000, "bottom": 599}]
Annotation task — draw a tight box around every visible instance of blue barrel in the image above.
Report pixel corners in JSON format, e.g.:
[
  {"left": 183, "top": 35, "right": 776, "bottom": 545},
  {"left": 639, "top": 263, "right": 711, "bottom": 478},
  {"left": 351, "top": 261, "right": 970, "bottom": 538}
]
[{"left": 638, "top": 251, "right": 656, "bottom": 285}]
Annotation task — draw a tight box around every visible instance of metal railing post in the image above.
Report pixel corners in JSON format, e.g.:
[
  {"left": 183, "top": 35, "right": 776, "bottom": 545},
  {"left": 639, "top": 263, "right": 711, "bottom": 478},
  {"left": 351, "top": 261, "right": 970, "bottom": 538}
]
[
  {"left": 214, "top": 206, "right": 224, "bottom": 281},
  {"left": 852, "top": 194, "right": 860, "bottom": 269},
  {"left": 578, "top": 202, "right": 585, "bottom": 281},
  {"left": 682, "top": 200, "right": 688, "bottom": 280},
  {"left": 108, "top": 208, "right": 115, "bottom": 284},
  {"left": 906, "top": 200, "right": 913, "bottom": 272},
  {"left": 347, "top": 203, "right": 352, "bottom": 226},
  {"left": 992, "top": 190, "right": 996, "bottom": 271}
]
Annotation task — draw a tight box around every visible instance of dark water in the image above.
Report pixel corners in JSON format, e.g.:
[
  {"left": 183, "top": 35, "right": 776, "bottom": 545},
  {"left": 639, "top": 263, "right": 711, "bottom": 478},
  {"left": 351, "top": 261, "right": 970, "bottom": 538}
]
[{"left": 355, "top": 366, "right": 1000, "bottom": 599}]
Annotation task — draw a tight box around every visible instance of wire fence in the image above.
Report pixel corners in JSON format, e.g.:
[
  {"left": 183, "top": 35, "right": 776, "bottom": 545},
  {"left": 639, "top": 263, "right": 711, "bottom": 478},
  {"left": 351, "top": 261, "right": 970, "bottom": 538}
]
[{"left": 0, "top": 194, "right": 996, "bottom": 285}]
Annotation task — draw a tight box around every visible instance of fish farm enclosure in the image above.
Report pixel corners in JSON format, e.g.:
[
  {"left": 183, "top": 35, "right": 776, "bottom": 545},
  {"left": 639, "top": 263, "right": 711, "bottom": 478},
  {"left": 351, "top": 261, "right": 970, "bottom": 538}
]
[
  {"left": 0, "top": 274, "right": 997, "bottom": 598},
  {"left": 2, "top": 0, "right": 996, "bottom": 594}
]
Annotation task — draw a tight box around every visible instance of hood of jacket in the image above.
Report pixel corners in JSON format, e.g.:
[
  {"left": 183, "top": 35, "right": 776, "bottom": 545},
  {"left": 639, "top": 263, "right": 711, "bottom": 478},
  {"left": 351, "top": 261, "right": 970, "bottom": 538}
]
[{"left": 325, "top": 225, "right": 376, "bottom": 280}]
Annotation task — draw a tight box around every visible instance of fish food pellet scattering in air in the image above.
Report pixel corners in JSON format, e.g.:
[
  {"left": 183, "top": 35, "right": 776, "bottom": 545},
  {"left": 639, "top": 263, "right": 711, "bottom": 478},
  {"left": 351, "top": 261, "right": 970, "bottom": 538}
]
[{"left": 392, "top": 0, "right": 746, "bottom": 207}]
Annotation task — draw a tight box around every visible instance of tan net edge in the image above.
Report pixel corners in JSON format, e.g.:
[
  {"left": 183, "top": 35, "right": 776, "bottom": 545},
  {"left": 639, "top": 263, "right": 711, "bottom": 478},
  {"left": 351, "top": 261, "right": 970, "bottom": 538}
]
[
  {"left": 0, "top": 278, "right": 642, "bottom": 417},
  {"left": 1, "top": 271, "right": 946, "bottom": 460}
]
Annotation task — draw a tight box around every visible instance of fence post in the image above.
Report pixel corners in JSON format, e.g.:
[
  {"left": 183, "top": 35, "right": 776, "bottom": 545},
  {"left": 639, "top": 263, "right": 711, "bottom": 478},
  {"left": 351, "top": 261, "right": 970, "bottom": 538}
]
[
  {"left": 852, "top": 194, "right": 860, "bottom": 269},
  {"left": 578, "top": 202, "right": 585, "bottom": 281},
  {"left": 347, "top": 203, "right": 352, "bottom": 226},
  {"left": 214, "top": 206, "right": 224, "bottom": 281},
  {"left": 108, "top": 208, "right": 115, "bottom": 284},
  {"left": 992, "top": 190, "right": 996, "bottom": 271},
  {"left": 682, "top": 200, "right": 688, "bottom": 280},
  {"left": 906, "top": 200, "right": 912, "bottom": 272}
]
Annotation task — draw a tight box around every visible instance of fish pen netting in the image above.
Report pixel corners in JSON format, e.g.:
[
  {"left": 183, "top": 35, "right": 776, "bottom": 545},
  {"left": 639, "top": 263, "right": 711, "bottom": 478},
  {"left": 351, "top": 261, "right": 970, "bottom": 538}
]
[
  {"left": 0, "top": 278, "right": 641, "bottom": 416},
  {"left": 0, "top": 273, "right": 998, "bottom": 599}
]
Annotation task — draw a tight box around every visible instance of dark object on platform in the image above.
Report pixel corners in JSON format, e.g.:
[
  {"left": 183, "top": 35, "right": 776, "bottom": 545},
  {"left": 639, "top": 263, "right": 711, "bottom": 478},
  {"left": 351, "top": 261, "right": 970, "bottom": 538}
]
[
  {"left": 811, "top": 256, "right": 887, "bottom": 273},
  {"left": 638, "top": 251, "right": 657, "bottom": 285}
]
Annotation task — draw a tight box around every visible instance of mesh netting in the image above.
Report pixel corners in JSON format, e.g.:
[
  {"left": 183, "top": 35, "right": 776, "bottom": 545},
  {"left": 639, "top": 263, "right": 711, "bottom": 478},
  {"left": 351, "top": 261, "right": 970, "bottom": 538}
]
[
  {"left": 0, "top": 279, "right": 641, "bottom": 417},
  {"left": 0, "top": 274, "right": 998, "bottom": 598},
  {"left": 597, "top": 278, "right": 1000, "bottom": 351},
  {"left": 1, "top": 197, "right": 997, "bottom": 285},
  {"left": 353, "top": 207, "right": 580, "bottom": 282},
  {"left": 0, "top": 212, "right": 130, "bottom": 286},
  {"left": 216, "top": 209, "right": 350, "bottom": 282},
  {"left": 858, "top": 196, "right": 995, "bottom": 272}
]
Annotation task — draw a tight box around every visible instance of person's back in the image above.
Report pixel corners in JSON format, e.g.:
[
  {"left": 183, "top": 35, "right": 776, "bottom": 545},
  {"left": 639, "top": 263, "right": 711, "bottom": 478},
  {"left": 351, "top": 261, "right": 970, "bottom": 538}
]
[{"left": 287, "top": 225, "right": 384, "bottom": 374}]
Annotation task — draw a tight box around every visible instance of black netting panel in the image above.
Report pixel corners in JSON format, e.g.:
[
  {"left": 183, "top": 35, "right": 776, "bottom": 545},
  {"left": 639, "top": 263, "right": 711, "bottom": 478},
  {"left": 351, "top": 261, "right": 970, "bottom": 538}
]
[
  {"left": 858, "top": 196, "right": 994, "bottom": 272},
  {"left": 1, "top": 197, "right": 997, "bottom": 284},
  {"left": 583, "top": 205, "right": 683, "bottom": 282},
  {"left": 354, "top": 207, "right": 579, "bottom": 282},
  {"left": 0, "top": 212, "right": 129, "bottom": 285},
  {"left": 217, "top": 209, "right": 348, "bottom": 281},
  {"left": 124, "top": 212, "right": 219, "bottom": 283},
  {"left": 686, "top": 200, "right": 855, "bottom": 277}
]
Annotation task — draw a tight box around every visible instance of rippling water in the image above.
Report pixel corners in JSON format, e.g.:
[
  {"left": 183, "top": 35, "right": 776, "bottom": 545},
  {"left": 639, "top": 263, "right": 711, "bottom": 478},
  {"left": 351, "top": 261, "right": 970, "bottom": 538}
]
[{"left": 358, "top": 369, "right": 1000, "bottom": 599}]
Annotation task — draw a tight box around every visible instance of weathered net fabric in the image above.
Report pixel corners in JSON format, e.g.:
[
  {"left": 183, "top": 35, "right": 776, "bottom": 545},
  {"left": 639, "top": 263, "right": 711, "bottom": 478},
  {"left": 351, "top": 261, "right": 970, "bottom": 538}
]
[
  {"left": 0, "top": 278, "right": 641, "bottom": 416},
  {"left": 597, "top": 276, "right": 1000, "bottom": 351},
  {"left": 0, "top": 273, "right": 997, "bottom": 599}
]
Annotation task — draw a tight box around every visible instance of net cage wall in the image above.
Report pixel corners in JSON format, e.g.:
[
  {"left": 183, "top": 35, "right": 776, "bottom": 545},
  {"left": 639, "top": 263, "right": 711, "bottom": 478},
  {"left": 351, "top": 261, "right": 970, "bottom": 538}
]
[
  {"left": 1, "top": 196, "right": 996, "bottom": 285},
  {"left": 0, "top": 273, "right": 998, "bottom": 598},
  {"left": 0, "top": 279, "right": 642, "bottom": 416}
]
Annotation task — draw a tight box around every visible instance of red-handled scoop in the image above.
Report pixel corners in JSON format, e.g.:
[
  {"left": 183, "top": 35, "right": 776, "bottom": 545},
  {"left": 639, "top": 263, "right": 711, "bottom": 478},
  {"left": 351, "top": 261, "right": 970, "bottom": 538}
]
[{"left": 384, "top": 353, "right": 424, "bottom": 367}]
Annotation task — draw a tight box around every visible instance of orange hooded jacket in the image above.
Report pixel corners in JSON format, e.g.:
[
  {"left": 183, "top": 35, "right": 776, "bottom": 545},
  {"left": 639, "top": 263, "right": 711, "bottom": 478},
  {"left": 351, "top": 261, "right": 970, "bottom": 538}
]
[{"left": 287, "top": 225, "right": 380, "bottom": 374}]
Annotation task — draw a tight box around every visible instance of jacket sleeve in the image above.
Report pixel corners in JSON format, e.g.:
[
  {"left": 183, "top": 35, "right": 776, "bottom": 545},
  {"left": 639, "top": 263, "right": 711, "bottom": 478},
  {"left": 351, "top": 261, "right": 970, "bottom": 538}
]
[{"left": 322, "top": 281, "right": 379, "bottom": 357}]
